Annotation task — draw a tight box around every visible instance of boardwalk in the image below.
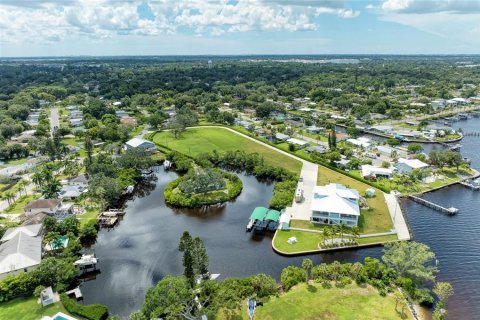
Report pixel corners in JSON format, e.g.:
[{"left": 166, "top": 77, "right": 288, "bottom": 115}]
[{"left": 408, "top": 195, "right": 458, "bottom": 215}]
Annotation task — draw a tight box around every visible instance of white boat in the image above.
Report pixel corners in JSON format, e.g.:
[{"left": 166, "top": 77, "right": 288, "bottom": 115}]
[{"left": 74, "top": 254, "right": 98, "bottom": 267}]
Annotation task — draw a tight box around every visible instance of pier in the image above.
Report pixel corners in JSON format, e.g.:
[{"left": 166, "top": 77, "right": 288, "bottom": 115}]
[
  {"left": 459, "top": 181, "right": 480, "bottom": 191},
  {"left": 408, "top": 195, "right": 458, "bottom": 215}
]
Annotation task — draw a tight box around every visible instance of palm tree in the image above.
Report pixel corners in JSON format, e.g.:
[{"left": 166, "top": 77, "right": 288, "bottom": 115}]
[
  {"left": 351, "top": 226, "right": 360, "bottom": 239},
  {"left": 338, "top": 224, "right": 347, "bottom": 244},
  {"left": 322, "top": 228, "right": 331, "bottom": 247},
  {"left": 302, "top": 258, "right": 313, "bottom": 282},
  {"left": 18, "top": 179, "right": 28, "bottom": 196}
]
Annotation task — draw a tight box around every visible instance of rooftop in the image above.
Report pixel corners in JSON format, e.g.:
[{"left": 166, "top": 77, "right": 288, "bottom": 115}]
[
  {"left": 24, "top": 199, "right": 61, "bottom": 210},
  {"left": 311, "top": 183, "right": 360, "bottom": 216}
]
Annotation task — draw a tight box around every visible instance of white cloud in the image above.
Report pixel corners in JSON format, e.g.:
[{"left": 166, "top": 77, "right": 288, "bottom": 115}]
[
  {"left": 370, "top": 0, "right": 480, "bottom": 46},
  {"left": 0, "top": 0, "right": 359, "bottom": 44}
]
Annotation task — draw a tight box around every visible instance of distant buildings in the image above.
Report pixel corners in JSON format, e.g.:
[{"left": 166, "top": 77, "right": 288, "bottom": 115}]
[{"left": 311, "top": 183, "right": 360, "bottom": 227}]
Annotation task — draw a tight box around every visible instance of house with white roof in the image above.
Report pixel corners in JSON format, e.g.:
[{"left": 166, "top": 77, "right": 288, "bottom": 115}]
[
  {"left": 286, "top": 138, "right": 309, "bottom": 148},
  {"left": 124, "top": 138, "right": 156, "bottom": 151},
  {"left": 361, "top": 165, "right": 393, "bottom": 180},
  {"left": 311, "top": 183, "right": 360, "bottom": 227},
  {"left": 0, "top": 224, "right": 43, "bottom": 279},
  {"left": 396, "top": 158, "right": 429, "bottom": 174},
  {"left": 347, "top": 137, "right": 371, "bottom": 148}
]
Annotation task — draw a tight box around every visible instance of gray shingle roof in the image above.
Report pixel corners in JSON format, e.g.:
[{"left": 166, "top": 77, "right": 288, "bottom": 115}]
[
  {"left": 0, "top": 231, "right": 42, "bottom": 274},
  {"left": 1, "top": 224, "right": 42, "bottom": 242}
]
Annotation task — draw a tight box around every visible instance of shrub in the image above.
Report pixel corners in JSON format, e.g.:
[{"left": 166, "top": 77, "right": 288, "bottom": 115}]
[
  {"left": 60, "top": 293, "right": 109, "bottom": 320},
  {"left": 281, "top": 266, "right": 305, "bottom": 291},
  {"left": 321, "top": 280, "right": 332, "bottom": 289}
]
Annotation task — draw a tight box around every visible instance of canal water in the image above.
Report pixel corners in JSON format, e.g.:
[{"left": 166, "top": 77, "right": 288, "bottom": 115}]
[{"left": 82, "top": 117, "right": 480, "bottom": 319}]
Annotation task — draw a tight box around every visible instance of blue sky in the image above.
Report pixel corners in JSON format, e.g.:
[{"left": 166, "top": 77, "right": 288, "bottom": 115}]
[{"left": 1, "top": 0, "right": 479, "bottom": 57}]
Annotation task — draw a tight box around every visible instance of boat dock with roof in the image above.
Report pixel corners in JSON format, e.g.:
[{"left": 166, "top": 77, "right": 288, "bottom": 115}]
[{"left": 246, "top": 207, "right": 281, "bottom": 233}]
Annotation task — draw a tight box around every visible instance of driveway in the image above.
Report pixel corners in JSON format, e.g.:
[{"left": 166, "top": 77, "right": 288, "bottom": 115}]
[{"left": 50, "top": 107, "right": 60, "bottom": 136}]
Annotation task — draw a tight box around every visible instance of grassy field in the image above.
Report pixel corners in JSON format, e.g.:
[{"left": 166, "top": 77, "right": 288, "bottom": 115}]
[
  {"left": 317, "top": 166, "right": 393, "bottom": 234},
  {"left": 77, "top": 207, "right": 100, "bottom": 226},
  {"left": 151, "top": 128, "right": 302, "bottom": 173},
  {"left": 273, "top": 229, "right": 398, "bottom": 254},
  {"left": 0, "top": 297, "right": 70, "bottom": 320},
  {"left": 254, "top": 283, "right": 412, "bottom": 320},
  {"left": 4, "top": 158, "right": 29, "bottom": 165},
  {"left": 4, "top": 195, "right": 40, "bottom": 214}
]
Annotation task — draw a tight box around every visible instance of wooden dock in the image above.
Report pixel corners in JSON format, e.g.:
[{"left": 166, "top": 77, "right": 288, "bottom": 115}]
[
  {"left": 98, "top": 216, "right": 118, "bottom": 227},
  {"left": 408, "top": 195, "right": 459, "bottom": 215}
]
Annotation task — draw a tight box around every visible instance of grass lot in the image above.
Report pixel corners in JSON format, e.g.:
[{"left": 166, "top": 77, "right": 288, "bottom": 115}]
[
  {"left": 4, "top": 158, "right": 29, "bottom": 165},
  {"left": 0, "top": 297, "right": 70, "bottom": 320},
  {"left": 254, "top": 283, "right": 412, "bottom": 320},
  {"left": 273, "top": 229, "right": 398, "bottom": 254},
  {"left": 152, "top": 128, "right": 302, "bottom": 173},
  {"left": 130, "top": 125, "right": 145, "bottom": 137},
  {"left": 4, "top": 195, "right": 40, "bottom": 214},
  {"left": 317, "top": 166, "right": 393, "bottom": 234},
  {"left": 77, "top": 207, "right": 100, "bottom": 226},
  {"left": 61, "top": 137, "right": 81, "bottom": 146}
]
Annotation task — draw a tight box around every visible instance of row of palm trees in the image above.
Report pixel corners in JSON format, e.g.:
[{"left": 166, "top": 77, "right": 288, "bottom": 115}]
[
  {"left": 0, "top": 178, "right": 30, "bottom": 206},
  {"left": 321, "top": 224, "right": 360, "bottom": 248}
]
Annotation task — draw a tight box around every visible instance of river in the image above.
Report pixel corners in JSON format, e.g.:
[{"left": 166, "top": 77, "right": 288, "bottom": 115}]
[{"left": 81, "top": 117, "right": 480, "bottom": 319}]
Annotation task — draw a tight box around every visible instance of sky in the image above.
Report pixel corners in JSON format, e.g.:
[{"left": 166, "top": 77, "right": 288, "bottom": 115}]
[{"left": 1, "top": 0, "right": 480, "bottom": 57}]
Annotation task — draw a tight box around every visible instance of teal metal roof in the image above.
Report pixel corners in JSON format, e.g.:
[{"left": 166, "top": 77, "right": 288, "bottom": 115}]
[
  {"left": 265, "top": 210, "right": 280, "bottom": 222},
  {"left": 249, "top": 207, "right": 269, "bottom": 220}
]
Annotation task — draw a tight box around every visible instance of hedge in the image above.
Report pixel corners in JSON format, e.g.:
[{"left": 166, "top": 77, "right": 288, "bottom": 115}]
[{"left": 60, "top": 293, "right": 109, "bottom": 320}]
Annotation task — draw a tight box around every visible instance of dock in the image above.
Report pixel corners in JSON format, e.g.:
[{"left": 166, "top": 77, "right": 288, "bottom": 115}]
[
  {"left": 246, "top": 207, "right": 280, "bottom": 233},
  {"left": 408, "top": 195, "right": 458, "bottom": 215},
  {"left": 459, "top": 181, "right": 480, "bottom": 191},
  {"left": 66, "top": 287, "right": 83, "bottom": 300},
  {"left": 98, "top": 216, "right": 118, "bottom": 227},
  {"left": 101, "top": 209, "right": 125, "bottom": 217}
]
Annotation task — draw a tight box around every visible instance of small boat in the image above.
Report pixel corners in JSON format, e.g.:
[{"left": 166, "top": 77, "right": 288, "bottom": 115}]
[
  {"left": 125, "top": 185, "right": 134, "bottom": 194},
  {"left": 247, "top": 299, "right": 256, "bottom": 320},
  {"left": 246, "top": 219, "right": 255, "bottom": 232}
]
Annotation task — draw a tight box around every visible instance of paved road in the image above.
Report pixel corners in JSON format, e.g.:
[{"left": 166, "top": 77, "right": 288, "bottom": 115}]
[
  {"left": 0, "top": 158, "right": 39, "bottom": 176},
  {"left": 50, "top": 107, "right": 60, "bottom": 136}
]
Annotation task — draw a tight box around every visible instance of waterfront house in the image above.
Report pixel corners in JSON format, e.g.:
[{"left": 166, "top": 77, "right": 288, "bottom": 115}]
[
  {"left": 124, "top": 138, "right": 156, "bottom": 151},
  {"left": 347, "top": 137, "right": 371, "bottom": 149},
  {"left": 0, "top": 224, "right": 42, "bottom": 279},
  {"left": 396, "top": 158, "right": 429, "bottom": 174},
  {"left": 24, "top": 199, "right": 61, "bottom": 216},
  {"left": 361, "top": 165, "right": 393, "bottom": 180},
  {"left": 376, "top": 145, "right": 395, "bottom": 157},
  {"left": 310, "top": 183, "right": 360, "bottom": 227},
  {"left": 59, "top": 185, "right": 87, "bottom": 200},
  {"left": 368, "top": 125, "right": 393, "bottom": 135},
  {"left": 431, "top": 99, "right": 447, "bottom": 109},
  {"left": 285, "top": 119, "right": 304, "bottom": 128}
]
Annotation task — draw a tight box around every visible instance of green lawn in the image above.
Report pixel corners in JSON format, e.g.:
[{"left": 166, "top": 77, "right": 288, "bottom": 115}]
[
  {"left": 61, "top": 137, "right": 81, "bottom": 146},
  {"left": 255, "top": 283, "right": 412, "bottom": 320},
  {"left": 0, "top": 297, "right": 70, "bottom": 320},
  {"left": 130, "top": 125, "right": 145, "bottom": 137},
  {"left": 77, "top": 207, "right": 100, "bottom": 226},
  {"left": 317, "top": 166, "right": 393, "bottom": 234},
  {"left": 273, "top": 229, "right": 398, "bottom": 254},
  {"left": 4, "top": 158, "right": 29, "bottom": 165},
  {"left": 4, "top": 195, "right": 40, "bottom": 214},
  {"left": 151, "top": 128, "right": 302, "bottom": 173}
]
